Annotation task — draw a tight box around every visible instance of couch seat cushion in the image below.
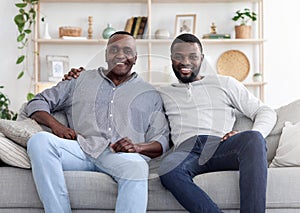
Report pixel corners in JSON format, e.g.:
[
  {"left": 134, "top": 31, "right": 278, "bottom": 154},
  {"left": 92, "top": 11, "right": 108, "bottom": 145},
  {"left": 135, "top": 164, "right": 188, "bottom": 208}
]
[{"left": 1, "top": 167, "right": 300, "bottom": 211}]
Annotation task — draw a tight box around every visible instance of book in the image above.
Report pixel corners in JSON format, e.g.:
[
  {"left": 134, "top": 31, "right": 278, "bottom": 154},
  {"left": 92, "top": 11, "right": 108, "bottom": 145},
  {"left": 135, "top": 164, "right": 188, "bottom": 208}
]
[
  {"left": 130, "top": 17, "right": 138, "bottom": 35},
  {"left": 202, "top": 33, "right": 231, "bottom": 39},
  {"left": 137, "top": 16, "right": 148, "bottom": 39},
  {"left": 133, "top": 16, "right": 142, "bottom": 38},
  {"left": 124, "top": 17, "right": 134, "bottom": 34}
]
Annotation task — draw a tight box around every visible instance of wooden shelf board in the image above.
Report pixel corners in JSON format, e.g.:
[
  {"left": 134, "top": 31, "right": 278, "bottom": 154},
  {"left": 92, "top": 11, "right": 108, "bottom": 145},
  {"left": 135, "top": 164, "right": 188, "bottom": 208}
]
[
  {"left": 243, "top": 82, "right": 267, "bottom": 86},
  {"left": 153, "top": 0, "right": 261, "bottom": 2},
  {"left": 41, "top": 0, "right": 261, "bottom": 2},
  {"left": 150, "top": 38, "right": 265, "bottom": 44},
  {"left": 40, "top": 0, "right": 147, "bottom": 2}
]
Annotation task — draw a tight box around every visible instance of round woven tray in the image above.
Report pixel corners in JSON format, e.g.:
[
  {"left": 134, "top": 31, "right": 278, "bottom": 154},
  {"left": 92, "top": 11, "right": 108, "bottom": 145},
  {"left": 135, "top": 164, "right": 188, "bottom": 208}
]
[{"left": 216, "top": 50, "right": 250, "bottom": 81}]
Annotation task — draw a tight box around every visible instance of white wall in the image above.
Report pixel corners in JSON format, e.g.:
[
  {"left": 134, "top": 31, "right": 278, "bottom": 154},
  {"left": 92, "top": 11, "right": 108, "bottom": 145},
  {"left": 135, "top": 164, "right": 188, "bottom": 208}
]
[
  {"left": 1, "top": 0, "right": 299, "bottom": 112},
  {"left": 0, "top": 0, "right": 32, "bottom": 111},
  {"left": 264, "top": 0, "right": 300, "bottom": 108}
]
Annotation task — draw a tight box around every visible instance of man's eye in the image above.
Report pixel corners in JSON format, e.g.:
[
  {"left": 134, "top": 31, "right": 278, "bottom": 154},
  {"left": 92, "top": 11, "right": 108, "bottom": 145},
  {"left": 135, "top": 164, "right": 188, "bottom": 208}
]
[
  {"left": 124, "top": 48, "right": 133, "bottom": 55},
  {"left": 110, "top": 48, "right": 118, "bottom": 53},
  {"left": 190, "top": 55, "right": 199, "bottom": 60},
  {"left": 173, "top": 55, "right": 183, "bottom": 61}
]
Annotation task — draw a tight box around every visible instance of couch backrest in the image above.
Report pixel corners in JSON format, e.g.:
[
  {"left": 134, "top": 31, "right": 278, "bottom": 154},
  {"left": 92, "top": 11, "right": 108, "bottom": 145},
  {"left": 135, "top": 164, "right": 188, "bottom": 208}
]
[
  {"left": 233, "top": 99, "right": 300, "bottom": 164},
  {"left": 20, "top": 100, "right": 300, "bottom": 164}
]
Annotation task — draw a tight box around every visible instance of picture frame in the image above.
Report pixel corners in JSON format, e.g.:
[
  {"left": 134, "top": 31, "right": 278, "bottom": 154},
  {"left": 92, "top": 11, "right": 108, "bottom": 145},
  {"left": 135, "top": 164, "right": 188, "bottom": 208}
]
[
  {"left": 46, "top": 55, "right": 69, "bottom": 82},
  {"left": 174, "top": 14, "right": 197, "bottom": 37}
]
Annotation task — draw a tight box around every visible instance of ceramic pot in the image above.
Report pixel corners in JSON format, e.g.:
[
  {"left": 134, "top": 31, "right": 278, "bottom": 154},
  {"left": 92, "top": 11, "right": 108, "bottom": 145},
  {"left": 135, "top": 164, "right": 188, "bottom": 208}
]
[{"left": 102, "top": 23, "right": 116, "bottom": 39}]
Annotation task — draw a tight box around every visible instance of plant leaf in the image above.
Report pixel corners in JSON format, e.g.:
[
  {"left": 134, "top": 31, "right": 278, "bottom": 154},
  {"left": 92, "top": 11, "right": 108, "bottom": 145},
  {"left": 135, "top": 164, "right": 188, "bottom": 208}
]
[
  {"left": 16, "top": 55, "right": 25, "bottom": 64},
  {"left": 14, "top": 14, "right": 25, "bottom": 25},
  {"left": 27, "top": 93, "right": 35, "bottom": 101},
  {"left": 24, "top": 29, "right": 32, "bottom": 34},
  {"left": 15, "top": 3, "right": 27, "bottom": 8},
  {"left": 17, "top": 71, "right": 24, "bottom": 79},
  {"left": 17, "top": 33, "right": 25, "bottom": 42}
]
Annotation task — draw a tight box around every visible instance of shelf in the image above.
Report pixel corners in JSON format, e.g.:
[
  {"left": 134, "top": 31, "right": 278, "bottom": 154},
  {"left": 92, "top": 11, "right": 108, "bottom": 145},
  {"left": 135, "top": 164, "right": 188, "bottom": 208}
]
[
  {"left": 243, "top": 82, "right": 267, "bottom": 86},
  {"left": 40, "top": 0, "right": 261, "bottom": 2},
  {"left": 40, "top": 0, "right": 147, "bottom": 2},
  {"left": 36, "top": 38, "right": 265, "bottom": 45},
  {"left": 150, "top": 38, "right": 265, "bottom": 44},
  {"left": 35, "top": 0, "right": 265, "bottom": 100},
  {"left": 153, "top": 0, "right": 262, "bottom": 2}
]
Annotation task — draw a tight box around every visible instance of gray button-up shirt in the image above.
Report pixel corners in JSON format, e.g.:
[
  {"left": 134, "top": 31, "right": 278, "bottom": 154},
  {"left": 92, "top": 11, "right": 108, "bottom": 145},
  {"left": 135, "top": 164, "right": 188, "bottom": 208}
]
[{"left": 26, "top": 67, "right": 170, "bottom": 158}]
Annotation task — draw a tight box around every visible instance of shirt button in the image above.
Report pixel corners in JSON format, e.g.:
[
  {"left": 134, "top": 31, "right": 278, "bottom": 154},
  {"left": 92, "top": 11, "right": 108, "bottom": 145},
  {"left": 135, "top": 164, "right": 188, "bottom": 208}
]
[
  {"left": 111, "top": 100, "right": 114, "bottom": 103},
  {"left": 108, "top": 127, "right": 111, "bottom": 131},
  {"left": 112, "top": 88, "right": 116, "bottom": 91},
  {"left": 109, "top": 114, "right": 113, "bottom": 117}
]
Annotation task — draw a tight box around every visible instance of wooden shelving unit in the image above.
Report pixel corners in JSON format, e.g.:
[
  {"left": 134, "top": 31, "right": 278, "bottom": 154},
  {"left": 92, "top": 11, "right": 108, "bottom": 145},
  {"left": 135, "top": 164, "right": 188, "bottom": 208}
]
[{"left": 34, "top": 0, "right": 265, "bottom": 100}]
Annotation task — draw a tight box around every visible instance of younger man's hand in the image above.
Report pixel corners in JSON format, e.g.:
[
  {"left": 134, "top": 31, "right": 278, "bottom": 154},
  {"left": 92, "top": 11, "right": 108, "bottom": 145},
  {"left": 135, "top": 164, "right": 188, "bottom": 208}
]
[{"left": 62, "top": 67, "right": 85, "bottom": 81}]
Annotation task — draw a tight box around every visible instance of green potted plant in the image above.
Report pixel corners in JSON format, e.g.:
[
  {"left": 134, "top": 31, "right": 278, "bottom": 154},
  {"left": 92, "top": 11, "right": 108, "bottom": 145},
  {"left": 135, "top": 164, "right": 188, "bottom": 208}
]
[
  {"left": 0, "top": 86, "right": 18, "bottom": 120},
  {"left": 232, "top": 8, "right": 257, "bottom": 39},
  {"left": 14, "top": 0, "right": 38, "bottom": 79},
  {"left": 14, "top": 0, "right": 38, "bottom": 101}
]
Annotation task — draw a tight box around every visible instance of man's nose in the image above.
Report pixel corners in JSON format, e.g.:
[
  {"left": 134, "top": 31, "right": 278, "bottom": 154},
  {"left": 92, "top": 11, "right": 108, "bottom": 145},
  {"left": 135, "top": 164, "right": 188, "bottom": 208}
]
[
  {"left": 115, "top": 50, "right": 126, "bottom": 58},
  {"left": 181, "top": 56, "right": 191, "bottom": 65}
]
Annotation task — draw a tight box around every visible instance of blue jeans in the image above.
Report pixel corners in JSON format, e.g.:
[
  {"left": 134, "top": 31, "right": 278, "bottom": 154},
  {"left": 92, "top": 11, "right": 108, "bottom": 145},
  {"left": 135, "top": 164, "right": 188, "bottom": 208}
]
[
  {"left": 159, "top": 131, "right": 267, "bottom": 213},
  {"left": 27, "top": 132, "right": 148, "bottom": 213}
]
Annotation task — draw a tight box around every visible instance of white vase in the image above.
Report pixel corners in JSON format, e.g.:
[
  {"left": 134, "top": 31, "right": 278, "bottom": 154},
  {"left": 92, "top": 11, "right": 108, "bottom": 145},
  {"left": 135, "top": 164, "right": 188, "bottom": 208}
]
[
  {"left": 155, "top": 29, "right": 170, "bottom": 39},
  {"left": 42, "top": 23, "right": 51, "bottom": 39}
]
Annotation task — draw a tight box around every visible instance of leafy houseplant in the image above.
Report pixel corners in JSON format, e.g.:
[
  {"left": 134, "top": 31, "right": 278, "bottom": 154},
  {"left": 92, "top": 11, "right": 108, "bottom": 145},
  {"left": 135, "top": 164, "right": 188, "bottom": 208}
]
[
  {"left": 14, "top": 0, "right": 38, "bottom": 79},
  {"left": 232, "top": 8, "right": 257, "bottom": 39},
  {"left": 14, "top": 0, "right": 38, "bottom": 101},
  {"left": 0, "top": 86, "right": 18, "bottom": 120}
]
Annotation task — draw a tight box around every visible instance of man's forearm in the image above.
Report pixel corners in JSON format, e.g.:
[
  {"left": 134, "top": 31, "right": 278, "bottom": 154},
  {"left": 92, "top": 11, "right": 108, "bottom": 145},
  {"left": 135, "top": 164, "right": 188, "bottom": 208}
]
[
  {"left": 30, "top": 111, "right": 77, "bottom": 140},
  {"left": 31, "top": 111, "right": 61, "bottom": 129},
  {"left": 136, "top": 141, "right": 163, "bottom": 158}
]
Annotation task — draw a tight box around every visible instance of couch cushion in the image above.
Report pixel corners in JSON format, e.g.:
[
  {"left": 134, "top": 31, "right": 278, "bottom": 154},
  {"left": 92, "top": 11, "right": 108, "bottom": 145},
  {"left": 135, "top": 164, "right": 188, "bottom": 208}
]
[
  {"left": 1, "top": 167, "right": 300, "bottom": 211},
  {"left": 0, "top": 118, "right": 43, "bottom": 147},
  {"left": 267, "top": 99, "right": 300, "bottom": 162},
  {"left": 270, "top": 121, "right": 300, "bottom": 167},
  {"left": 233, "top": 111, "right": 277, "bottom": 163},
  {"left": 0, "top": 134, "right": 31, "bottom": 169},
  {"left": 233, "top": 99, "right": 300, "bottom": 164}
]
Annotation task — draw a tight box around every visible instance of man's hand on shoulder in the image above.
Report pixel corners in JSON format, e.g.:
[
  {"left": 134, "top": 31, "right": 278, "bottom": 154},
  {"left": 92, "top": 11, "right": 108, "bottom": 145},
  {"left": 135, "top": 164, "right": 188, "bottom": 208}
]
[{"left": 62, "top": 67, "right": 85, "bottom": 81}]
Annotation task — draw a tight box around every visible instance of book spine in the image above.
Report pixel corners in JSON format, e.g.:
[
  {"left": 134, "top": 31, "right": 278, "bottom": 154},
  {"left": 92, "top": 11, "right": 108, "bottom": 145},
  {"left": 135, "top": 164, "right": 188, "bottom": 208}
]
[{"left": 133, "top": 16, "right": 142, "bottom": 38}]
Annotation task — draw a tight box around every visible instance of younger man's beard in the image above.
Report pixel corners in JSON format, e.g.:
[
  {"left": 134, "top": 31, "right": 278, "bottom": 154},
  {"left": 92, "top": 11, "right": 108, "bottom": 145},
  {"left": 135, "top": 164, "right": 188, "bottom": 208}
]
[{"left": 172, "top": 64, "right": 200, "bottom": 83}]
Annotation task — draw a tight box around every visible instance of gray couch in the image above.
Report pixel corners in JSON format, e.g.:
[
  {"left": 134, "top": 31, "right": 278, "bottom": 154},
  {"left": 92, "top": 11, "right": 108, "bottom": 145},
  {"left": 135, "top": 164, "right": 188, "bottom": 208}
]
[{"left": 1, "top": 100, "right": 300, "bottom": 213}]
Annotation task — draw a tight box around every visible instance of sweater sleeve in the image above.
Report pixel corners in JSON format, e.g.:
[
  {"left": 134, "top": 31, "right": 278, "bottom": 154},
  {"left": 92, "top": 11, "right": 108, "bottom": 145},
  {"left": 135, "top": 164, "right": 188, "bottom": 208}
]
[
  {"left": 226, "top": 77, "right": 277, "bottom": 138},
  {"left": 26, "top": 80, "right": 75, "bottom": 117}
]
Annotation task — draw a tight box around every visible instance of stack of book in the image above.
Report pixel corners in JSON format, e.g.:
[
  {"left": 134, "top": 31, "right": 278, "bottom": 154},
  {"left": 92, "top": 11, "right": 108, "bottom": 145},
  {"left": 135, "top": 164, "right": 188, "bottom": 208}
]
[
  {"left": 124, "top": 16, "right": 148, "bottom": 39},
  {"left": 202, "top": 33, "right": 231, "bottom": 39}
]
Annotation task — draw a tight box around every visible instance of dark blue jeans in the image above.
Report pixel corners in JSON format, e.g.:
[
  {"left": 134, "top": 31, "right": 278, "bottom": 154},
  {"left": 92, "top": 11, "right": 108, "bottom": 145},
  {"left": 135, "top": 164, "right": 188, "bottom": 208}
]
[{"left": 159, "top": 131, "right": 267, "bottom": 213}]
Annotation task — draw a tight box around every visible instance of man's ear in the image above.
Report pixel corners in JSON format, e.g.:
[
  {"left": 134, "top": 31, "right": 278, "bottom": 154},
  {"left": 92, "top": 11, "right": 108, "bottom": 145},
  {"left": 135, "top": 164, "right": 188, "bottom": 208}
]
[
  {"left": 133, "top": 54, "right": 137, "bottom": 64},
  {"left": 105, "top": 49, "right": 108, "bottom": 62}
]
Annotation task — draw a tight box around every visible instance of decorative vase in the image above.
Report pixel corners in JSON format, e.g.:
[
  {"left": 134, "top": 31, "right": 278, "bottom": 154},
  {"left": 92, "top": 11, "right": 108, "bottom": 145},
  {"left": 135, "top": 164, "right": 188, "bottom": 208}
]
[
  {"left": 42, "top": 23, "right": 51, "bottom": 39},
  {"left": 235, "top": 25, "right": 251, "bottom": 39},
  {"left": 102, "top": 23, "right": 116, "bottom": 39},
  {"left": 155, "top": 29, "right": 170, "bottom": 39}
]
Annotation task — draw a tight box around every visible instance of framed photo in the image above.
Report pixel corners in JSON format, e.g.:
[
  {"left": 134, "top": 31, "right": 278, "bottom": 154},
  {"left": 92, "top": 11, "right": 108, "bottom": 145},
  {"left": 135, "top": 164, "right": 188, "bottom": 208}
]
[
  {"left": 46, "top": 55, "right": 69, "bottom": 82},
  {"left": 174, "top": 14, "right": 197, "bottom": 37}
]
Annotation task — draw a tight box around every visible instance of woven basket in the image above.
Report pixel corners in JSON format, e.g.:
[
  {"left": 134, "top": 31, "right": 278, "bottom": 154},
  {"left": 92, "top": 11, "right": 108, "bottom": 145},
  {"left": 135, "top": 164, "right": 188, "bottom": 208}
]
[{"left": 59, "top": 26, "right": 82, "bottom": 37}]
